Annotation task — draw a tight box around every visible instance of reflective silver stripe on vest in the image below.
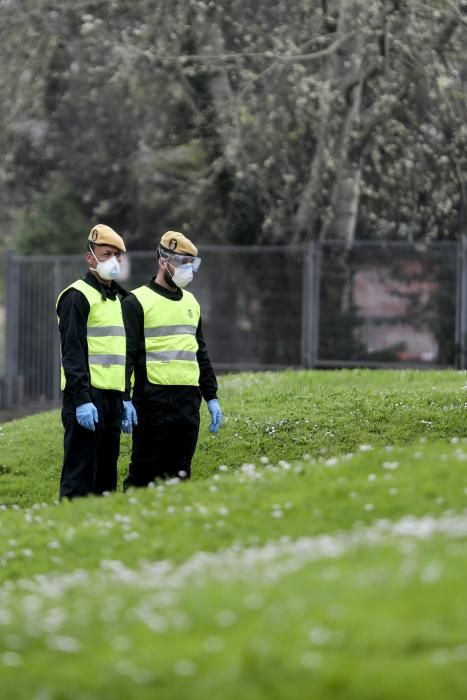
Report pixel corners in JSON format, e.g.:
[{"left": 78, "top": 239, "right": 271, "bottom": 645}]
[
  {"left": 89, "top": 354, "right": 126, "bottom": 365},
  {"left": 146, "top": 350, "right": 197, "bottom": 362},
  {"left": 87, "top": 326, "right": 126, "bottom": 337},
  {"left": 144, "top": 325, "right": 197, "bottom": 338}
]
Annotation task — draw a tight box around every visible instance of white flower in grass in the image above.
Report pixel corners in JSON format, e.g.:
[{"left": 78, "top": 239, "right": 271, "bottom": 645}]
[
  {"left": 240, "top": 463, "right": 256, "bottom": 474},
  {"left": 309, "top": 626, "right": 332, "bottom": 645},
  {"left": 364, "top": 504, "right": 374, "bottom": 512},
  {"left": 368, "top": 474, "right": 377, "bottom": 481},
  {"left": 359, "top": 444, "right": 373, "bottom": 452},
  {"left": 174, "top": 660, "right": 197, "bottom": 676},
  {"left": 420, "top": 561, "right": 442, "bottom": 584},
  {"left": 301, "top": 652, "right": 322, "bottom": 668},
  {"left": 382, "top": 461, "right": 399, "bottom": 470},
  {"left": 453, "top": 645, "right": 467, "bottom": 661},
  {"left": 123, "top": 532, "right": 140, "bottom": 542},
  {"left": 22, "top": 595, "right": 42, "bottom": 613},
  {"left": 325, "top": 457, "right": 338, "bottom": 467},
  {"left": 215, "top": 610, "right": 237, "bottom": 628},
  {"left": 1, "top": 651, "right": 22, "bottom": 666},
  {"left": 111, "top": 636, "right": 132, "bottom": 652},
  {"left": 430, "top": 649, "right": 450, "bottom": 665},
  {"left": 204, "top": 636, "right": 224, "bottom": 653},
  {"left": 218, "top": 464, "right": 229, "bottom": 471},
  {"left": 115, "top": 660, "right": 154, "bottom": 683},
  {"left": 244, "top": 593, "right": 263, "bottom": 610},
  {"left": 388, "top": 488, "right": 398, "bottom": 496},
  {"left": 46, "top": 636, "right": 81, "bottom": 653}
]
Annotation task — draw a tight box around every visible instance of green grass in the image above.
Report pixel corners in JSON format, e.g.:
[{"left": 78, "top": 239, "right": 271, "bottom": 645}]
[
  {"left": 0, "top": 369, "right": 467, "bottom": 698},
  {"left": 1, "top": 368, "right": 467, "bottom": 507}
]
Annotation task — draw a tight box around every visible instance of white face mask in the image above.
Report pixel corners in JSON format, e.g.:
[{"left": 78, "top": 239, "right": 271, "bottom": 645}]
[
  {"left": 168, "top": 263, "right": 193, "bottom": 288},
  {"left": 90, "top": 248, "right": 121, "bottom": 281}
]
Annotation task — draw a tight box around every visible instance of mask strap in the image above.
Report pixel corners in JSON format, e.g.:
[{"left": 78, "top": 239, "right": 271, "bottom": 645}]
[
  {"left": 163, "top": 259, "right": 175, "bottom": 283},
  {"left": 88, "top": 244, "right": 100, "bottom": 272}
]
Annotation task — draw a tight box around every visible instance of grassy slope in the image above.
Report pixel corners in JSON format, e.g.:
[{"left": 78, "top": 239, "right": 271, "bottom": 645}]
[
  {"left": 0, "top": 369, "right": 467, "bottom": 698},
  {"left": 1, "top": 368, "right": 466, "bottom": 507}
]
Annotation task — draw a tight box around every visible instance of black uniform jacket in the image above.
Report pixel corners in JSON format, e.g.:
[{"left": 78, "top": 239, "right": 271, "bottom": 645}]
[
  {"left": 57, "top": 272, "right": 129, "bottom": 408},
  {"left": 122, "top": 279, "right": 218, "bottom": 411}
]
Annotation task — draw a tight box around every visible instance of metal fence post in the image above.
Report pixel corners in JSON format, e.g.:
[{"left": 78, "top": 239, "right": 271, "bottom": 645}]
[
  {"left": 455, "top": 235, "right": 467, "bottom": 369},
  {"left": 51, "top": 258, "right": 63, "bottom": 400},
  {"left": 301, "top": 240, "right": 321, "bottom": 368},
  {"left": 5, "top": 251, "right": 20, "bottom": 407}
]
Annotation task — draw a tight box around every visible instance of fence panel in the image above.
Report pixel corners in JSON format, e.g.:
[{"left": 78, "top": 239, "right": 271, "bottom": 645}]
[
  {"left": 316, "top": 241, "right": 458, "bottom": 368},
  {"left": 0, "top": 240, "right": 462, "bottom": 411},
  {"left": 1, "top": 246, "right": 306, "bottom": 409}
]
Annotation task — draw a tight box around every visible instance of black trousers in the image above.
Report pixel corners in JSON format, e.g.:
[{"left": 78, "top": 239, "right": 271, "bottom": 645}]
[
  {"left": 123, "top": 389, "right": 200, "bottom": 489},
  {"left": 60, "top": 389, "right": 123, "bottom": 499}
]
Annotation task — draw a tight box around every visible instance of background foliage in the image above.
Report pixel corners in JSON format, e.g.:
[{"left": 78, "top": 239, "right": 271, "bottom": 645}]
[{"left": 0, "top": 0, "right": 466, "bottom": 253}]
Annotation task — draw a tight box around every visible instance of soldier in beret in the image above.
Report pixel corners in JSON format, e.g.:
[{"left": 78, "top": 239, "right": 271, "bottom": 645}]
[
  {"left": 56, "top": 224, "right": 138, "bottom": 499},
  {"left": 122, "top": 230, "right": 222, "bottom": 487}
]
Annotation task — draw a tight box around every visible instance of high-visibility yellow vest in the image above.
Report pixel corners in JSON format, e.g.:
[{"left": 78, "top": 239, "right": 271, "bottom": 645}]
[
  {"left": 57, "top": 279, "right": 126, "bottom": 391},
  {"left": 131, "top": 285, "right": 200, "bottom": 386}
]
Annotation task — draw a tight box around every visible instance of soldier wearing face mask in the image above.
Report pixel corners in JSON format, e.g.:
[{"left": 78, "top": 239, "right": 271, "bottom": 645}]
[
  {"left": 122, "top": 230, "right": 223, "bottom": 488},
  {"left": 56, "top": 224, "right": 138, "bottom": 499}
]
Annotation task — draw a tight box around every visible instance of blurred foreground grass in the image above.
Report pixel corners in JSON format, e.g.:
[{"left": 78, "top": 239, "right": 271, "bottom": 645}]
[{"left": 0, "top": 369, "right": 467, "bottom": 698}]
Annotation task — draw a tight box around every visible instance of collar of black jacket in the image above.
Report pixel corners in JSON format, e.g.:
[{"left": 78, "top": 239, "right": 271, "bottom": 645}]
[{"left": 148, "top": 277, "right": 183, "bottom": 300}]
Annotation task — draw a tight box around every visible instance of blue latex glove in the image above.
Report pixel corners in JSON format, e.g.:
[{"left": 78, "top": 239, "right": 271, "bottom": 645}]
[
  {"left": 76, "top": 402, "right": 99, "bottom": 432},
  {"left": 207, "top": 398, "right": 223, "bottom": 433},
  {"left": 122, "top": 400, "right": 138, "bottom": 434}
]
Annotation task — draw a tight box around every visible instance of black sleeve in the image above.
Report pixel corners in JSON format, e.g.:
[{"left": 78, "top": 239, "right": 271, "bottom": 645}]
[
  {"left": 196, "top": 317, "right": 218, "bottom": 402},
  {"left": 57, "top": 289, "right": 91, "bottom": 408},
  {"left": 122, "top": 293, "right": 144, "bottom": 399}
]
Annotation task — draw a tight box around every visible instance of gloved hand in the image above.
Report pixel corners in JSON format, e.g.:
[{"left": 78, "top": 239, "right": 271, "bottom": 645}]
[
  {"left": 122, "top": 400, "right": 138, "bottom": 434},
  {"left": 207, "top": 398, "right": 223, "bottom": 433},
  {"left": 76, "top": 402, "right": 99, "bottom": 432}
]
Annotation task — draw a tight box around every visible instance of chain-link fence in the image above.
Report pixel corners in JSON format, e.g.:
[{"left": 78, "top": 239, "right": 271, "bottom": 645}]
[{"left": 0, "top": 240, "right": 465, "bottom": 412}]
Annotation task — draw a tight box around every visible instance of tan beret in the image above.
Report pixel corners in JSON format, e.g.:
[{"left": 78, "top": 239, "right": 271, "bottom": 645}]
[
  {"left": 88, "top": 224, "right": 126, "bottom": 252},
  {"left": 160, "top": 230, "right": 198, "bottom": 257}
]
